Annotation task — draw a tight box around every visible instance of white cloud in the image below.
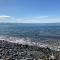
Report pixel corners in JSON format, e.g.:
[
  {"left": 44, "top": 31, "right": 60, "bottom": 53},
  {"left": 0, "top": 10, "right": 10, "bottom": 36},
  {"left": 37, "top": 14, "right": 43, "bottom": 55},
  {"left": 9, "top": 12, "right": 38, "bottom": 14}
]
[
  {"left": 16, "top": 16, "right": 48, "bottom": 21},
  {"left": 32, "top": 16, "right": 48, "bottom": 19},
  {"left": 0, "top": 15, "right": 11, "bottom": 20},
  {"left": 0, "top": 15, "right": 59, "bottom": 23},
  {"left": 16, "top": 16, "right": 60, "bottom": 23}
]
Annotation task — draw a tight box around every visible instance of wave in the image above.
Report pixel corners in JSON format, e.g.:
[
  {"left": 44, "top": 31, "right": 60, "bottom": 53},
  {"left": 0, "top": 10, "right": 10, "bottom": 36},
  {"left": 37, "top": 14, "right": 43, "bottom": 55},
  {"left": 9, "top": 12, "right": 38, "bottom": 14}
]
[
  {"left": 0, "top": 35, "right": 59, "bottom": 51},
  {"left": 0, "top": 35, "right": 48, "bottom": 47}
]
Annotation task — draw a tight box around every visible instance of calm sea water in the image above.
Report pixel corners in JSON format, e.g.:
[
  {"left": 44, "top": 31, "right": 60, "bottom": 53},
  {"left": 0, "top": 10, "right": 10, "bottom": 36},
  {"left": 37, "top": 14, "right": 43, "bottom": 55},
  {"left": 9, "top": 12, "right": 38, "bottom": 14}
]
[{"left": 0, "top": 23, "right": 60, "bottom": 42}]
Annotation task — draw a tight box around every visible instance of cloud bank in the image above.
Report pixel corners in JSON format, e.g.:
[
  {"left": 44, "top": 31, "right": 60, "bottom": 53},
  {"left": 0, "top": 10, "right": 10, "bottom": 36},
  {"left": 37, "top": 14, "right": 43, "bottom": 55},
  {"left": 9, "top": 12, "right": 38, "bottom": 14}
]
[
  {"left": 0, "top": 15, "right": 60, "bottom": 23},
  {"left": 0, "top": 15, "right": 11, "bottom": 20}
]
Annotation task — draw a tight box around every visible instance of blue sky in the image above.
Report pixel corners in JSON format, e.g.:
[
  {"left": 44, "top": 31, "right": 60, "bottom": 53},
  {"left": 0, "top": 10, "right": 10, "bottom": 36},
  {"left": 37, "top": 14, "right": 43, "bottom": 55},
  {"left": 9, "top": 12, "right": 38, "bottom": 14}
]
[{"left": 0, "top": 0, "right": 60, "bottom": 23}]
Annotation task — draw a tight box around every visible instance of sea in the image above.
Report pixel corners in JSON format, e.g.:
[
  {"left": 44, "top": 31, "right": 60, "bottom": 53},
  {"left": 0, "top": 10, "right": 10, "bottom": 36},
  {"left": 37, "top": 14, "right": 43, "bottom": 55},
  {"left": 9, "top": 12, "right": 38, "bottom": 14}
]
[{"left": 0, "top": 23, "right": 60, "bottom": 49}]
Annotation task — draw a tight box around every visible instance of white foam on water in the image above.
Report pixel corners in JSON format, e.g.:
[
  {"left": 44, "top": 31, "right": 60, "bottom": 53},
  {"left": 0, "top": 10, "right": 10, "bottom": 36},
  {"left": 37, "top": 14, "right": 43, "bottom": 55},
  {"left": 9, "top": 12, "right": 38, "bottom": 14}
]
[
  {"left": 0, "top": 35, "right": 60, "bottom": 51},
  {"left": 0, "top": 35, "right": 48, "bottom": 47}
]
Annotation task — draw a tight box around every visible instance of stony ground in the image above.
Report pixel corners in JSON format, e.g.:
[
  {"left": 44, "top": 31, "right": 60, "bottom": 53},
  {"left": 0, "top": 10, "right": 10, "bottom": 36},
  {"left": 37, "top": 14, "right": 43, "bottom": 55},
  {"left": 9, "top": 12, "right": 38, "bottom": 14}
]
[{"left": 0, "top": 40, "right": 60, "bottom": 60}]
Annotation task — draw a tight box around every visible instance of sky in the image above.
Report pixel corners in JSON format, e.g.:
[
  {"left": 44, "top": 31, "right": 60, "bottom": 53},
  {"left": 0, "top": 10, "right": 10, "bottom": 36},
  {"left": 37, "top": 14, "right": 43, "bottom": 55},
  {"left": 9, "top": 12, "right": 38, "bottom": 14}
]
[{"left": 0, "top": 0, "right": 60, "bottom": 23}]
